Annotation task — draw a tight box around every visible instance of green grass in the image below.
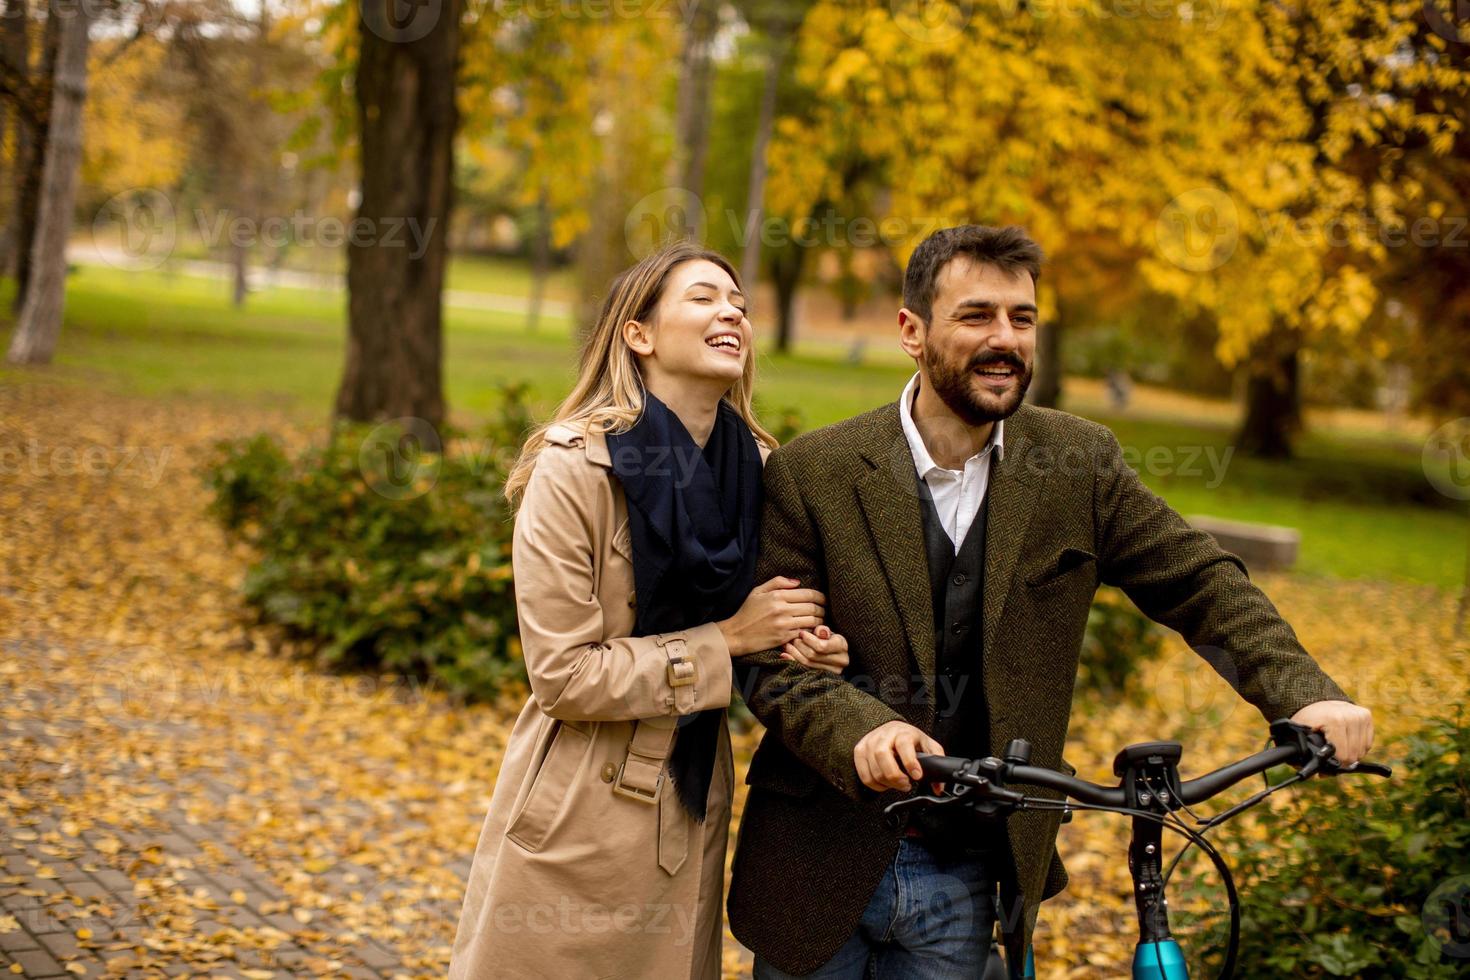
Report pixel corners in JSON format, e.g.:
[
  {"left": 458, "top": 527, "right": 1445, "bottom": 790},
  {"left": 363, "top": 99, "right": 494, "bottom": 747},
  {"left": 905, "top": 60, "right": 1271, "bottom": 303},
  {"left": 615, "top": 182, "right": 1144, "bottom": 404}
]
[{"left": 2, "top": 265, "right": 1463, "bottom": 589}]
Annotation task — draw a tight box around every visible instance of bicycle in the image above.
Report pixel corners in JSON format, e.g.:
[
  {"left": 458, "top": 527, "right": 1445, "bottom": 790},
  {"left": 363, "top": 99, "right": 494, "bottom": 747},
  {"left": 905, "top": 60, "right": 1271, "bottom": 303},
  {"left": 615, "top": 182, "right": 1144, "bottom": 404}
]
[{"left": 882, "top": 718, "right": 1392, "bottom": 979}]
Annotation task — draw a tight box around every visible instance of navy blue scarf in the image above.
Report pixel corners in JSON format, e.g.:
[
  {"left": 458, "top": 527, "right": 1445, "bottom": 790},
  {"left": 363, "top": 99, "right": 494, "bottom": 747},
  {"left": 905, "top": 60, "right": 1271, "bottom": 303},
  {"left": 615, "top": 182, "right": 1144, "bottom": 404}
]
[{"left": 606, "top": 393, "right": 762, "bottom": 821}]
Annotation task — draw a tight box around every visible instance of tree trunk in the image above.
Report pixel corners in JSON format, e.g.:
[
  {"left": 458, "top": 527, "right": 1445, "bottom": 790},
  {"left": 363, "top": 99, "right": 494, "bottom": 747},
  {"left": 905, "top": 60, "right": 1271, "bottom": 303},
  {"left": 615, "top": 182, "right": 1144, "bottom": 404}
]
[
  {"left": 1459, "top": 503, "right": 1469, "bottom": 639},
  {"left": 231, "top": 240, "right": 249, "bottom": 307},
  {"left": 9, "top": 7, "right": 60, "bottom": 313},
  {"left": 1027, "top": 293, "right": 1064, "bottom": 408},
  {"left": 770, "top": 239, "right": 809, "bottom": 354},
  {"left": 526, "top": 186, "right": 550, "bottom": 333},
  {"left": 739, "top": 37, "right": 784, "bottom": 292},
  {"left": 670, "top": 0, "right": 716, "bottom": 199},
  {"left": 229, "top": 1, "right": 270, "bottom": 310},
  {"left": 0, "top": 0, "right": 27, "bottom": 276},
  {"left": 333, "top": 0, "right": 461, "bottom": 429},
  {"left": 575, "top": 167, "right": 624, "bottom": 339},
  {"left": 1236, "top": 331, "right": 1302, "bottom": 458},
  {"left": 6, "top": 3, "right": 91, "bottom": 365}
]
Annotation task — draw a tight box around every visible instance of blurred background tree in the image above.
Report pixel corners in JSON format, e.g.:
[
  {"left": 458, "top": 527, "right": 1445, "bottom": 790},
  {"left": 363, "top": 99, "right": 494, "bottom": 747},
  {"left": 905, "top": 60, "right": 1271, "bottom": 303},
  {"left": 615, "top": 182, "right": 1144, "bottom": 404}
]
[{"left": 3, "top": 0, "right": 1466, "bottom": 437}]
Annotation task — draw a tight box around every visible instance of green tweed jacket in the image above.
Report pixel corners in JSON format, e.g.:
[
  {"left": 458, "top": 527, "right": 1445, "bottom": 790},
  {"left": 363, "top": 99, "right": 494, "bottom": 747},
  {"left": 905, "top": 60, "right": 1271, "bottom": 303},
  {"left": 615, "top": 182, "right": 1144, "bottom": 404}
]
[{"left": 727, "top": 401, "right": 1348, "bottom": 974}]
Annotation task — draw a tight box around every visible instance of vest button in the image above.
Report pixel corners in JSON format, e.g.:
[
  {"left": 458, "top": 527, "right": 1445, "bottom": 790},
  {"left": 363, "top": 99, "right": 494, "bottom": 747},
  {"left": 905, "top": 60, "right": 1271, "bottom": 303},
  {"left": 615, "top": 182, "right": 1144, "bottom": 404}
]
[
  {"left": 951, "top": 623, "right": 965, "bottom": 635},
  {"left": 601, "top": 763, "right": 617, "bottom": 783},
  {"left": 952, "top": 573, "right": 968, "bottom": 586}
]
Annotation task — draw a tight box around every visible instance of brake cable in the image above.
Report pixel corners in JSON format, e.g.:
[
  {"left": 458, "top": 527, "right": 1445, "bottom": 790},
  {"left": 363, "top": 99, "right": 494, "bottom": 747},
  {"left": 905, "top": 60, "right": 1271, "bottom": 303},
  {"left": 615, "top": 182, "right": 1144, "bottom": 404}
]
[{"left": 1000, "top": 793, "right": 1243, "bottom": 979}]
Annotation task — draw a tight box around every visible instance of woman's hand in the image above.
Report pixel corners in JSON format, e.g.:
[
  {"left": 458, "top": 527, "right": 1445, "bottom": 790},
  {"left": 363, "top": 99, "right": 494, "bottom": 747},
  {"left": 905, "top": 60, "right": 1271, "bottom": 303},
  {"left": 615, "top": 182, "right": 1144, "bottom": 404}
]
[
  {"left": 718, "top": 576, "right": 826, "bottom": 657},
  {"left": 781, "top": 626, "right": 849, "bottom": 675}
]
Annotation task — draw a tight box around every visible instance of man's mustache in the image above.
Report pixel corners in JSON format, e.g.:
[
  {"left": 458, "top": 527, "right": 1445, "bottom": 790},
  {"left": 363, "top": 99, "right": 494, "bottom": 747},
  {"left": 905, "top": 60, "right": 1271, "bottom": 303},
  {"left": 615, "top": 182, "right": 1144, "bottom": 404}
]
[{"left": 968, "top": 352, "right": 1027, "bottom": 373}]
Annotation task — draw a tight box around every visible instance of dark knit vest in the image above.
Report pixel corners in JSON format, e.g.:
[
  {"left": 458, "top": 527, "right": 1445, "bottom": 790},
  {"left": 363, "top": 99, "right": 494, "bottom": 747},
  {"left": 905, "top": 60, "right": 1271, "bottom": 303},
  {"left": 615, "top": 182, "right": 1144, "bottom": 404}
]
[{"left": 911, "top": 474, "right": 1007, "bottom": 860}]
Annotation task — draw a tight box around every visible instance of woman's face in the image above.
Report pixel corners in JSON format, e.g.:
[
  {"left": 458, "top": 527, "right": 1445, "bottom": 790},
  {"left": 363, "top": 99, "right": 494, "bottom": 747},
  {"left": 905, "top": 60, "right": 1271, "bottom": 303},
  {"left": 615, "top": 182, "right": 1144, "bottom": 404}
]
[{"left": 629, "top": 259, "right": 751, "bottom": 391}]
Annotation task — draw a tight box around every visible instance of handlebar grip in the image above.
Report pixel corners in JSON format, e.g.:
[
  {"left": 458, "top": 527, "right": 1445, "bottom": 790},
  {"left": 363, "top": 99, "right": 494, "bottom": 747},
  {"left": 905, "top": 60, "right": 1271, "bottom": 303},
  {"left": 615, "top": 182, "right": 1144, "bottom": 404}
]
[{"left": 916, "top": 754, "right": 972, "bottom": 782}]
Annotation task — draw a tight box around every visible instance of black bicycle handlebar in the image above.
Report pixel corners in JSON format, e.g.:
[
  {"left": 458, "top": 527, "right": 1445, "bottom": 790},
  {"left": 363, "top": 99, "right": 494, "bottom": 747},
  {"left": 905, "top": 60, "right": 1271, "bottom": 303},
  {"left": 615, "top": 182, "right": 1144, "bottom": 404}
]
[
  {"left": 911, "top": 720, "right": 1390, "bottom": 815},
  {"left": 894, "top": 721, "right": 1391, "bottom": 980},
  {"left": 1175, "top": 744, "right": 1304, "bottom": 804}
]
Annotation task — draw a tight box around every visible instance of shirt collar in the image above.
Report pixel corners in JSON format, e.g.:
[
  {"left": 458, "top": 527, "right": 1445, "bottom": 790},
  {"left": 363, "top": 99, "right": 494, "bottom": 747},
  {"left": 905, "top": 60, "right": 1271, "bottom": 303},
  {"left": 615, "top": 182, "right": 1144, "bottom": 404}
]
[{"left": 898, "top": 371, "right": 1005, "bottom": 479}]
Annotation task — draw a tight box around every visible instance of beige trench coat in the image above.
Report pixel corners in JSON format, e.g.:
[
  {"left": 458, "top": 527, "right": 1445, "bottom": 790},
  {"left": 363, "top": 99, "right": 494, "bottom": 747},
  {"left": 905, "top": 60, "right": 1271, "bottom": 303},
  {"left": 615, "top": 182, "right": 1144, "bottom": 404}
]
[{"left": 449, "top": 421, "right": 769, "bottom": 980}]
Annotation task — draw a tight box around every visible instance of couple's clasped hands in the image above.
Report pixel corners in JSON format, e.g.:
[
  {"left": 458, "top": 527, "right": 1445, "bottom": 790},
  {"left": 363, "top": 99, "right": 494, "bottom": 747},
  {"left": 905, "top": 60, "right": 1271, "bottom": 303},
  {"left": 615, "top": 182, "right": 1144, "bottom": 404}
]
[{"left": 717, "top": 576, "right": 850, "bottom": 673}]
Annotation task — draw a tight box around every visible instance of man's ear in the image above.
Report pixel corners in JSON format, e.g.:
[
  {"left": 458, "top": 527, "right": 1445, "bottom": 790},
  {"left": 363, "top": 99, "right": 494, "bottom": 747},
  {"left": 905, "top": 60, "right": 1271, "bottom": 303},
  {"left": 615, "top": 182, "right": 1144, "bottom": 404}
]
[
  {"left": 897, "top": 307, "right": 925, "bottom": 359},
  {"left": 623, "top": 318, "right": 654, "bottom": 356}
]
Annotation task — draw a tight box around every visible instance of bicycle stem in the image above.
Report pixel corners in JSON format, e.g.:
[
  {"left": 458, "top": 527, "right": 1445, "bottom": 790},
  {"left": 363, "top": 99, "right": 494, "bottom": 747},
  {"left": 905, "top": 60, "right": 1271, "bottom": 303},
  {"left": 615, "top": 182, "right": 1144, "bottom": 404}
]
[{"left": 1130, "top": 812, "right": 1173, "bottom": 945}]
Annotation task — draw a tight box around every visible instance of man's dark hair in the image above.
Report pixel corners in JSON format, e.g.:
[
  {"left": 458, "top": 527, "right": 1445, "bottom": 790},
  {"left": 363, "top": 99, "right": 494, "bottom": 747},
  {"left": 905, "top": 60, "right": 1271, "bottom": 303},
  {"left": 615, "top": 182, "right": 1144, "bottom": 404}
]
[{"left": 902, "top": 224, "right": 1044, "bottom": 322}]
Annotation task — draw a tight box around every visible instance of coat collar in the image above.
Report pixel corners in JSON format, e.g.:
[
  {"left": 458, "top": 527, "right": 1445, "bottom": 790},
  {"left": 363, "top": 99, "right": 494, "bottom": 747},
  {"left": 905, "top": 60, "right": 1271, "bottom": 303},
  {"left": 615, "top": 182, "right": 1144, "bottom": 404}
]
[
  {"left": 543, "top": 422, "right": 612, "bottom": 467},
  {"left": 856, "top": 402, "right": 1042, "bottom": 679}
]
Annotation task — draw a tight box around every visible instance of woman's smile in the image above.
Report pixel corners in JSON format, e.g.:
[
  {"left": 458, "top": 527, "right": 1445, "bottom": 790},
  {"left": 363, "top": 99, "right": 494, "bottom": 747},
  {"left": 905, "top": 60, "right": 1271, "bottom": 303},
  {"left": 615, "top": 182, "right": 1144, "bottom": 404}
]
[{"left": 705, "top": 330, "right": 744, "bottom": 357}]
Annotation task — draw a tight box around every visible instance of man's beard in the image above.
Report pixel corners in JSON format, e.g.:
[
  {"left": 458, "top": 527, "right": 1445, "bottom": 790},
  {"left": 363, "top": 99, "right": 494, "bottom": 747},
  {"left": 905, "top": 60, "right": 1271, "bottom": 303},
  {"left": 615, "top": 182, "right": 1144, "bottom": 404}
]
[{"left": 923, "top": 341, "right": 1032, "bottom": 426}]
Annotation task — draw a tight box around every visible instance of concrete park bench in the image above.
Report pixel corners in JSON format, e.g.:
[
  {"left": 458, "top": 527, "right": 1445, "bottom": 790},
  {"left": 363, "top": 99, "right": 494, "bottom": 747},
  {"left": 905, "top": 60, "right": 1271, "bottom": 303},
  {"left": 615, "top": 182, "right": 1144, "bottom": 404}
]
[{"left": 1186, "top": 515, "right": 1300, "bottom": 572}]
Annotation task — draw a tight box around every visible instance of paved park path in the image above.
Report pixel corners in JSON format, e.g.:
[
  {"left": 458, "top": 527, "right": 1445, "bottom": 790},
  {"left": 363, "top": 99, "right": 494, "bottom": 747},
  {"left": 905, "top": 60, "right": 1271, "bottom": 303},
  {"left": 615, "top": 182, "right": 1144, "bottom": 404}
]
[
  {"left": 1, "top": 631, "right": 461, "bottom": 979},
  {"left": 0, "top": 382, "right": 755, "bottom": 978}
]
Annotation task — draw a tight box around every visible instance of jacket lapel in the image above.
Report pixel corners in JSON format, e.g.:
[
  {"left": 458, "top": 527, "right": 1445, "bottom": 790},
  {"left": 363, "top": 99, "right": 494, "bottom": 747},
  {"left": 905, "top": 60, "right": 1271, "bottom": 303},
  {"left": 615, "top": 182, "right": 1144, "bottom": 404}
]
[
  {"left": 856, "top": 404, "right": 936, "bottom": 680},
  {"left": 982, "top": 412, "right": 1040, "bottom": 656}
]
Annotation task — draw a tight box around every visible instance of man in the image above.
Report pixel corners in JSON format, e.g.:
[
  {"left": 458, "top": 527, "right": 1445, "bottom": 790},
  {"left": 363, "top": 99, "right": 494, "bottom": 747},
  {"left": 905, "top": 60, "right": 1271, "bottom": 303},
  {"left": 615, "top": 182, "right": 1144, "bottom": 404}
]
[{"left": 728, "top": 224, "right": 1373, "bottom": 978}]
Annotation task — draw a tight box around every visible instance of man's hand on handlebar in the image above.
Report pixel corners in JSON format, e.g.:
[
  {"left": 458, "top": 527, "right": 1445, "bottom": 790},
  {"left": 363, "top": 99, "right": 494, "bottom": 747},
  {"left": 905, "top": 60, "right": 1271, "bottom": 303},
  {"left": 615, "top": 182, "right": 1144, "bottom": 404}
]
[
  {"left": 1289, "top": 700, "right": 1374, "bottom": 767},
  {"left": 854, "top": 720, "right": 945, "bottom": 793}
]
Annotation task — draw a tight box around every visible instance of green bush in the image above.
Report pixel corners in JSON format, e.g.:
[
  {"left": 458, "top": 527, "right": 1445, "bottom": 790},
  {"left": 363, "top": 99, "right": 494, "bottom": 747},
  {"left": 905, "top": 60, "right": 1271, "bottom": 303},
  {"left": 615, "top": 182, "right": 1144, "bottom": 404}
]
[
  {"left": 1186, "top": 712, "right": 1470, "bottom": 977},
  {"left": 203, "top": 432, "right": 292, "bottom": 534},
  {"left": 200, "top": 386, "right": 533, "bottom": 702},
  {"left": 1077, "top": 585, "right": 1166, "bottom": 697}
]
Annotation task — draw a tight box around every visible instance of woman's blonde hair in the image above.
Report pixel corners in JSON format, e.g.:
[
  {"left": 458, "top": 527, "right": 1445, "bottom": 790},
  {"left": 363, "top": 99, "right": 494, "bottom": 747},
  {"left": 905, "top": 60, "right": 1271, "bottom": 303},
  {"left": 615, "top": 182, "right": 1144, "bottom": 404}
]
[{"left": 504, "top": 241, "right": 778, "bottom": 504}]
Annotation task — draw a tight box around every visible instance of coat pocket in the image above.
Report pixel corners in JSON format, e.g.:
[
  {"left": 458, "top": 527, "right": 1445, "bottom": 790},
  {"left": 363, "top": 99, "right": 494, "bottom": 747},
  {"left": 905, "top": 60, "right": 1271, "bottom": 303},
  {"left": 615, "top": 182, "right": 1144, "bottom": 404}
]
[
  {"left": 611, "top": 519, "right": 634, "bottom": 562},
  {"left": 744, "top": 747, "right": 823, "bottom": 799},
  {"left": 506, "top": 720, "right": 593, "bottom": 853},
  {"left": 1023, "top": 547, "right": 1097, "bottom": 593}
]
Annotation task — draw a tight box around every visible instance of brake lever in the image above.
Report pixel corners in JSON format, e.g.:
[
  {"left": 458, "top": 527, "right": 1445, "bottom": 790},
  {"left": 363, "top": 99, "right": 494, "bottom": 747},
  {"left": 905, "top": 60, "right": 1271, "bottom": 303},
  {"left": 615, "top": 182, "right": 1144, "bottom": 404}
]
[
  {"left": 881, "top": 790, "right": 954, "bottom": 829},
  {"left": 884, "top": 792, "right": 954, "bottom": 815},
  {"left": 1321, "top": 759, "right": 1393, "bottom": 779}
]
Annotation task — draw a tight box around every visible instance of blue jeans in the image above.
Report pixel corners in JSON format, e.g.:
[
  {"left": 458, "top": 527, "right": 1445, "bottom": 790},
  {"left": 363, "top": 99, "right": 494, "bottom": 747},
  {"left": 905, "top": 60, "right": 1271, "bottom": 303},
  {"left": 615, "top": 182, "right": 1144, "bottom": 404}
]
[{"left": 753, "top": 837, "right": 997, "bottom": 979}]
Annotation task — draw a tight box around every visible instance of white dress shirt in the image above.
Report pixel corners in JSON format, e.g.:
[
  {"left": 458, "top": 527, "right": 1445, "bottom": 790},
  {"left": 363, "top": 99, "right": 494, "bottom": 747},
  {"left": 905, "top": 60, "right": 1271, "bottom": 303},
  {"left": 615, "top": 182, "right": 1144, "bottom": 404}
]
[{"left": 898, "top": 372, "right": 1004, "bottom": 553}]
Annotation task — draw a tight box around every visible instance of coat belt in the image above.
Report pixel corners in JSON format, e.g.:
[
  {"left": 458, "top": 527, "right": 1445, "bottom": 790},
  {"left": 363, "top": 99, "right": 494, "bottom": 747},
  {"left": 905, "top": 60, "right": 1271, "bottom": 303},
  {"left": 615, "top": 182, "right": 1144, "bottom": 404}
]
[{"left": 612, "top": 716, "right": 689, "bottom": 875}]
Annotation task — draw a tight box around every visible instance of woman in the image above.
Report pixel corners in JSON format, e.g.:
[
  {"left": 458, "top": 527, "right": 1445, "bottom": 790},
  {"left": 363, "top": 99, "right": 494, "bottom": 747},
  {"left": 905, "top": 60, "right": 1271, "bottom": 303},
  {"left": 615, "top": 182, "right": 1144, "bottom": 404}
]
[{"left": 449, "top": 241, "right": 851, "bottom": 979}]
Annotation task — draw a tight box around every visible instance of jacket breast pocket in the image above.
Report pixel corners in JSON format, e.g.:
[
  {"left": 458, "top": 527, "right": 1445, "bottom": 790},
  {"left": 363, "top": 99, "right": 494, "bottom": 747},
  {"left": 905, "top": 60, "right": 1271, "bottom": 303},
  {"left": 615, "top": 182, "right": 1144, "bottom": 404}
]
[
  {"left": 506, "top": 720, "right": 593, "bottom": 853},
  {"left": 1023, "top": 547, "right": 1097, "bottom": 596}
]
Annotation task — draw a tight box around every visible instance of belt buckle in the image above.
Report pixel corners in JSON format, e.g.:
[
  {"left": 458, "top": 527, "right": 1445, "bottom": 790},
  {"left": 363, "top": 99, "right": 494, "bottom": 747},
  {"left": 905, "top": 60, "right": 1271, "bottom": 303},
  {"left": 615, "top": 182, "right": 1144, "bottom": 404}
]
[
  {"left": 665, "top": 658, "right": 697, "bottom": 688},
  {"left": 612, "top": 763, "right": 661, "bottom": 804}
]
